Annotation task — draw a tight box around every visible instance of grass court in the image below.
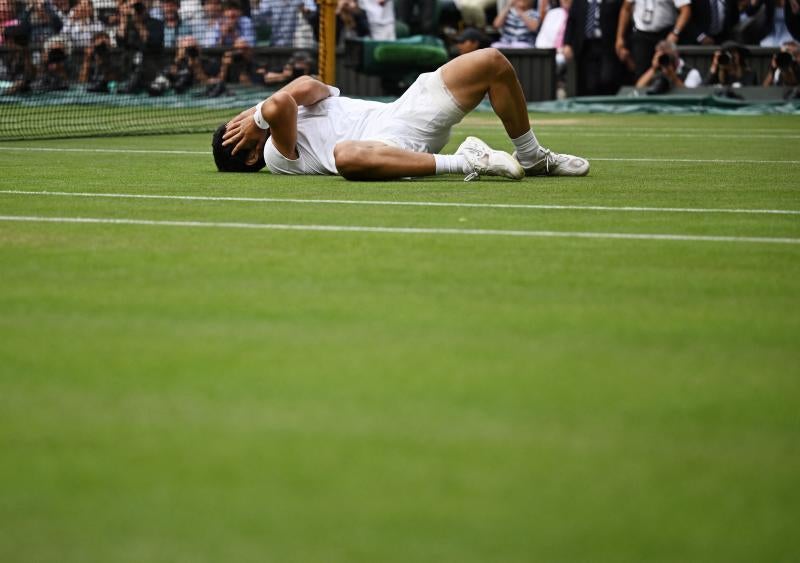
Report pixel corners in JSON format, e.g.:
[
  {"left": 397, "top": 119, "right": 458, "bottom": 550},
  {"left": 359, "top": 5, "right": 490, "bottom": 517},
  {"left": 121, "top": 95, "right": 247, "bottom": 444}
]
[{"left": 1, "top": 112, "right": 799, "bottom": 562}]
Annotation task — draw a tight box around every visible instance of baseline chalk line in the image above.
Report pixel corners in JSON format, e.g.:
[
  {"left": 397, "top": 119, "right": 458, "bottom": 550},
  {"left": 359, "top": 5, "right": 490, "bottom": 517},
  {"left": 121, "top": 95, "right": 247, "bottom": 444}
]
[
  {"left": 1, "top": 215, "right": 798, "bottom": 245},
  {"left": 1, "top": 190, "right": 798, "bottom": 216}
]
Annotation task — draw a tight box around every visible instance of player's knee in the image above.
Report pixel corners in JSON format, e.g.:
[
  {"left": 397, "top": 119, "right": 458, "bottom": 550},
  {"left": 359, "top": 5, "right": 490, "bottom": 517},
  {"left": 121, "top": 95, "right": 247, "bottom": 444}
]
[
  {"left": 334, "top": 141, "right": 368, "bottom": 179},
  {"left": 482, "top": 48, "right": 513, "bottom": 77}
]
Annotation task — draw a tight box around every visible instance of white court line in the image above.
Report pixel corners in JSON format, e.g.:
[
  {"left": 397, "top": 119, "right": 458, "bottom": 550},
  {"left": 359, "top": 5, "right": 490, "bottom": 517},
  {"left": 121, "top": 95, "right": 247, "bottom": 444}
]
[
  {"left": 0, "top": 146, "right": 798, "bottom": 165},
  {"left": 470, "top": 129, "right": 800, "bottom": 140},
  {"left": 531, "top": 127, "right": 800, "bottom": 135},
  {"left": 0, "top": 146, "right": 207, "bottom": 155},
  {"left": 1, "top": 215, "right": 798, "bottom": 245},
  {"left": 3, "top": 190, "right": 799, "bottom": 216}
]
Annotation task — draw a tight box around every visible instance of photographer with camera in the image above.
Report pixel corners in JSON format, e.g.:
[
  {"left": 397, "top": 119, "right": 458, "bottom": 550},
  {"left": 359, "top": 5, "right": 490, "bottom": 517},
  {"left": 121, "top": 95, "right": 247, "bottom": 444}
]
[
  {"left": 115, "top": 0, "right": 164, "bottom": 93},
  {"left": 259, "top": 49, "right": 313, "bottom": 86},
  {"left": 635, "top": 39, "right": 701, "bottom": 93},
  {"left": 763, "top": 39, "right": 799, "bottom": 84},
  {"left": 204, "top": 35, "right": 256, "bottom": 95},
  {"left": 149, "top": 35, "right": 208, "bottom": 94},
  {"left": 30, "top": 33, "right": 70, "bottom": 91},
  {"left": 704, "top": 40, "right": 758, "bottom": 86},
  {"left": 79, "top": 30, "right": 115, "bottom": 91},
  {"left": 1, "top": 24, "right": 34, "bottom": 94}
]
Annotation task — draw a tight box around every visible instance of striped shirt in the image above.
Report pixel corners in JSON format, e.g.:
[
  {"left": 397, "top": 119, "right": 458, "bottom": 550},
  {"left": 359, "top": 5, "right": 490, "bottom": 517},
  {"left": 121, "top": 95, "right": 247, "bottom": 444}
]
[{"left": 499, "top": 8, "right": 538, "bottom": 46}]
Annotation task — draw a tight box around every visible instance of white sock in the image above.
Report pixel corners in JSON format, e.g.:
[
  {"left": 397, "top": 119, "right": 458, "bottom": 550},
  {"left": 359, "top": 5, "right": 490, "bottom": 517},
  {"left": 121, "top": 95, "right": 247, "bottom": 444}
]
[
  {"left": 434, "top": 154, "right": 469, "bottom": 175},
  {"left": 511, "top": 130, "right": 541, "bottom": 166}
]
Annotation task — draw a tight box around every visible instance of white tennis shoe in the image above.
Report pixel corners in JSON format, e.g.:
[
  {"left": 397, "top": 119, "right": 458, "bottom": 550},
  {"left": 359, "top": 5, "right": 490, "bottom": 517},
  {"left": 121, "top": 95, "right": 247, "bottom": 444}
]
[
  {"left": 456, "top": 136, "right": 524, "bottom": 182},
  {"left": 513, "top": 148, "right": 590, "bottom": 177}
]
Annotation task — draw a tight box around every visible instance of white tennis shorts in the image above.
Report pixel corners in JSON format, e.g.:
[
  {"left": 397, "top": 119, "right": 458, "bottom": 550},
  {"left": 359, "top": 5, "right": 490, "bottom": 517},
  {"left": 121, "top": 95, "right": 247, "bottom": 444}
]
[{"left": 365, "top": 68, "right": 467, "bottom": 154}]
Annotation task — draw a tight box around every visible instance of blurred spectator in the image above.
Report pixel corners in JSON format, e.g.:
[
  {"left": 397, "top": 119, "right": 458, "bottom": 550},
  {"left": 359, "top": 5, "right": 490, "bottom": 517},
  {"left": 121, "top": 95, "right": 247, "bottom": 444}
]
[
  {"left": 51, "top": 0, "right": 69, "bottom": 18},
  {"left": 179, "top": 0, "right": 203, "bottom": 27},
  {"left": 564, "top": 0, "right": 629, "bottom": 95},
  {"left": 206, "top": 35, "right": 257, "bottom": 94},
  {"left": 454, "top": 26, "right": 487, "bottom": 55},
  {"left": 20, "top": 0, "right": 64, "bottom": 49},
  {"left": 79, "top": 29, "right": 115, "bottom": 91},
  {"left": 116, "top": 0, "right": 164, "bottom": 92},
  {"left": 1, "top": 0, "right": 20, "bottom": 46},
  {"left": 761, "top": 0, "right": 793, "bottom": 44},
  {"left": 535, "top": 0, "right": 569, "bottom": 90},
  {"left": 31, "top": 33, "right": 70, "bottom": 90},
  {"left": 218, "top": 0, "right": 254, "bottom": 45},
  {"left": 635, "top": 39, "right": 701, "bottom": 92},
  {"left": 394, "top": 0, "right": 436, "bottom": 35},
  {"left": 788, "top": 0, "right": 799, "bottom": 38},
  {"left": 762, "top": 38, "right": 799, "bottom": 83},
  {"left": 306, "top": 0, "right": 369, "bottom": 43},
  {"left": 616, "top": 0, "right": 692, "bottom": 79},
  {"left": 192, "top": 0, "right": 222, "bottom": 47},
  {"left": 293, "top": 0, "right": 316, "bottom": 47},
  {"left": 254, "top": 0, "right": 303, "bottom": 46},
  {"left": 149, "top": 34, "right": 208, "bottom": 93},
  {"left": 63, "top": 0, "right": 105, "bottom": 50},
  {"left": 259, "top": 48, "right": 313, "bottom": 84},
  {"left": 360, "top": 0, "right": 394, "bottom": 40},
  {"left": 454, "top": 0, "right": 495, "bottom": 28},
  {"left": 691, "top": 0, "right": 740, "bottom": 44},
  {"left": 704, "top": 40, "right": 758, "bottom": 85},
  {"left": 337, "top": 0, "right": 369, "bottom": 41},
  {"left": 1, "top": 24, "right": 34, "bottom": 93},
  {"left": 492, "top": 0, "right": 545, "bottom": 48},
  {"left": 161, "top": 0, "right": 192, "bottom": 47}
]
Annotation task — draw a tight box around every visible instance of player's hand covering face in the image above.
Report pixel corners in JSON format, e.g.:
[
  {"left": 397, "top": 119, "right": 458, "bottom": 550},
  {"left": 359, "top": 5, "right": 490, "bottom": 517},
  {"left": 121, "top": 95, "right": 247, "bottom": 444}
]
[{"left": 223, "top": 106, "right": 266, "bottom": 156}]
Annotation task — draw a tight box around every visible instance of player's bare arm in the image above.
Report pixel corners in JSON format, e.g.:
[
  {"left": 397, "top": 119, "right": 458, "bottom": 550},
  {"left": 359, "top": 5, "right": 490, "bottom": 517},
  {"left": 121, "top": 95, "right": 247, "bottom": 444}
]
[{"left": 222, "top": 76, "right": 334, "bottom": 159}]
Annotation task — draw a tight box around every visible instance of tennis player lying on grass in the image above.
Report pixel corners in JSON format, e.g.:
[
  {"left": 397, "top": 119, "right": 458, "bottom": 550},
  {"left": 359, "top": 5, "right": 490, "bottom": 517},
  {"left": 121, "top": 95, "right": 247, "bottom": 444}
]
[{"left": 213, "top": 48, "right": 589, "bottom": 181}]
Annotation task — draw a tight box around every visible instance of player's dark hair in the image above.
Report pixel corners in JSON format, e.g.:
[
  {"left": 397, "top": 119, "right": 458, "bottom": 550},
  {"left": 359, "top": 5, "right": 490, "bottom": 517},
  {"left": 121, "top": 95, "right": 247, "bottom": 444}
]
[{"left": 212, "top": 123, "right": 267, "bottom": 173}]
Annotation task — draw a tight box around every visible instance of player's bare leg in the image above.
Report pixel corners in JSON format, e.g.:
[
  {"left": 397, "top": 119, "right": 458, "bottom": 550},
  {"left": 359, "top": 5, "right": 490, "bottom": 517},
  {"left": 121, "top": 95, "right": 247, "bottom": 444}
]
[
  {"left": 334, "top": 141, "right": 436, "bottom": 180},
  {"left": 333, "top": 139, "right": 523, "bottom": 181},
  {"left": 440, "top": 48, "right": 531, "bottom": 139},
  {"left": 440, "top": 48, "right": 589, "bottom": 177}
]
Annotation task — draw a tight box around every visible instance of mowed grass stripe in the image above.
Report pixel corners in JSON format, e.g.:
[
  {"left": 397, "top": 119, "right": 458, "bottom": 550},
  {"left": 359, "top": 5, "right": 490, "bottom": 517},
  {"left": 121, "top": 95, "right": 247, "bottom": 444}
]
[
  {"left": 1, "top": 146, "right": 799, "bottom": 165},
  {"left": 3, "top": 190, "right": 799, "bottom": 216},
  {"left": 2, "top": 214, "right": 799, "bottom": 245}
]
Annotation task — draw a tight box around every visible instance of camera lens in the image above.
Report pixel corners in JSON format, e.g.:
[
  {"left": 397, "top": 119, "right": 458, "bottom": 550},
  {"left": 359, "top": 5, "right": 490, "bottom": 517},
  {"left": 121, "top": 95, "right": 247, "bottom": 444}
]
[
  {"left": 718, "top": 51, "right": 731, "bottom": 65},
  {"left": 186, "top": 46, "right": 199, "bottom": 58},
  {"left": 776, "top": 51, "right": 793, "bottom": 69},
  {"left": 658, "top": 53, "right": 671, "bottom": 66},
  {"left": 133, "top": 2, "right": 145, "bottom": 14},
  {"left": 48, "top": 48, "right": 66, "bottom": 64},
  {"left": 232, "top": 52, "right": 243, "bottom": 63}
]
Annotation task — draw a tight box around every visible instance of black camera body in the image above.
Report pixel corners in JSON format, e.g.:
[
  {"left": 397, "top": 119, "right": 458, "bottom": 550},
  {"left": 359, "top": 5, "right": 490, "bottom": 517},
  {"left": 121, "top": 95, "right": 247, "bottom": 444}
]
[
  {"left": 776, "top": 51, "right": 793, "bottom": 70},
  {"left": 658, "top": 53, "right": 673, "bottom": 67},
  {"left": 718, "top": 51, "right": 732, "bottom": 65},
  {"left": 48, "top": 48, "right": 66, "bottom": 64}
]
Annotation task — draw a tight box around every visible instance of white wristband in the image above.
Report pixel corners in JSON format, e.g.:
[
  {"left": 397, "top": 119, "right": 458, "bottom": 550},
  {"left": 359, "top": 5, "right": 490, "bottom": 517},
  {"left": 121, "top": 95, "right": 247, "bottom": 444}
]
[
  {"left": 253, "top": 101, "right": 269, "bottom": 130},
  {"left": 327, "top": 85, "right": 340, "bottom": 97}
]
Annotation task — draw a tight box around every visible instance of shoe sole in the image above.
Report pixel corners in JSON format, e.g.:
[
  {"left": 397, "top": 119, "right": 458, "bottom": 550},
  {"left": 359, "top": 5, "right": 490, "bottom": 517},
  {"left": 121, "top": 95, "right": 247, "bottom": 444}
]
[{"left": 512, "top": 151, "right": 590, "bottom": 177}]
